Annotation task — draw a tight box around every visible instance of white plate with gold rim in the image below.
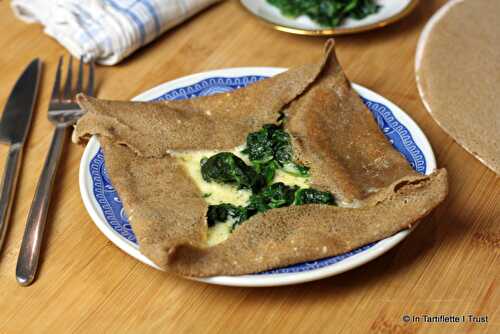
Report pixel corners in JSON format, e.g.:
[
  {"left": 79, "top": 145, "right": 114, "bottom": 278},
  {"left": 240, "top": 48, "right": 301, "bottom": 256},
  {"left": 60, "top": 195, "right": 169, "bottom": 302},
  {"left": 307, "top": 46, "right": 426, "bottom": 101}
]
[
  {"left": 79, "top": 67, "right": 435, "bottom": 287},
  {"left": 240, "top": 0, "right": 419, "bottom": 36}
]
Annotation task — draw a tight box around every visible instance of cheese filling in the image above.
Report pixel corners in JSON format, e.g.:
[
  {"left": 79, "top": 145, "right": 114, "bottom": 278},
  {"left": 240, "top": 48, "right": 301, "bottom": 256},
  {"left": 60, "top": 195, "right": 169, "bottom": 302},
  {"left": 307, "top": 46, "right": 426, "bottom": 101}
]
[
  {"left": 274, "top": 169, "right": 310, "bottom": 189},
  {"left": 172, "top": 147, "right": 252, "bottom": 206},
  {"left": 173, "top": 146, "right": 310, "bottom": 246},
  {"left": 206, "top": 216, "right": 237, "bottom": 247}
]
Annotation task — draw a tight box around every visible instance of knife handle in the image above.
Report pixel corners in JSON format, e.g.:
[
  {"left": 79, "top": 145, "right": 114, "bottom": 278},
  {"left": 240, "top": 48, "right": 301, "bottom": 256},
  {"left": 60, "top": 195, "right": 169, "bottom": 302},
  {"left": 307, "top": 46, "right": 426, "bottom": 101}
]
[
  {"left": 0, "top": 144, "right": 22, "bottom": 251},
  {"left": 16, "top": 126, "right": 67, "bottom": 286}
]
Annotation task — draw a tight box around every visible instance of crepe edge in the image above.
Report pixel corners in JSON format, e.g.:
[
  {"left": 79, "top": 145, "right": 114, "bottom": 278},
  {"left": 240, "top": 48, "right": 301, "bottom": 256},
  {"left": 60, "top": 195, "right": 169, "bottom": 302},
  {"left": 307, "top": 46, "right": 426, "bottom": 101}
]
[
  {"left": 72, "top": 39, "right": 337, "bottom": 151},
  {"left": 151, "top": 169, "right": 448, "bottom": 277}
]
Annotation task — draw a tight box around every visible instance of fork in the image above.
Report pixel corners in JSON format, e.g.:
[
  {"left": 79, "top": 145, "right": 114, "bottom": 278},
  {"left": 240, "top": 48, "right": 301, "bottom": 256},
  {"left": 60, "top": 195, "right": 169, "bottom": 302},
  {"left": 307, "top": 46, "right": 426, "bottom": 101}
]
[{"left": 16, "top": 56, "right": 94, "bottom": 286}]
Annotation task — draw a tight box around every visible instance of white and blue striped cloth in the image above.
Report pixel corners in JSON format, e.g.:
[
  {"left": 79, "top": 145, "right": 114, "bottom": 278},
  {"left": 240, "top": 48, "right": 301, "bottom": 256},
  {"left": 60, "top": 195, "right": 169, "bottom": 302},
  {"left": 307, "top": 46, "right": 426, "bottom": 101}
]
[{"left": 11, "top": 0, "right": 221, "bottom": 65}]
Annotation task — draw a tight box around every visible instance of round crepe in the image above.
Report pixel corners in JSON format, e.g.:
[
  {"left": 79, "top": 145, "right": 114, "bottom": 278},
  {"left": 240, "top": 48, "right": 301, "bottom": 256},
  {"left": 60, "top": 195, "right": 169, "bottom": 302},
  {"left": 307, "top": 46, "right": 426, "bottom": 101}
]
[{"left": 416, "top": 0, "right": 500, "bottom": 174}]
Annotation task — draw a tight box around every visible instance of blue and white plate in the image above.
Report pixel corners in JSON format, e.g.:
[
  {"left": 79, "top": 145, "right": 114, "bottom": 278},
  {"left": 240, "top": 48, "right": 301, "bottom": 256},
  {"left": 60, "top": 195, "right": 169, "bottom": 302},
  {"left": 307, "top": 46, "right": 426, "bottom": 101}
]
[{"left": 79, "top": 68, "right": 436, "bottom": 287}]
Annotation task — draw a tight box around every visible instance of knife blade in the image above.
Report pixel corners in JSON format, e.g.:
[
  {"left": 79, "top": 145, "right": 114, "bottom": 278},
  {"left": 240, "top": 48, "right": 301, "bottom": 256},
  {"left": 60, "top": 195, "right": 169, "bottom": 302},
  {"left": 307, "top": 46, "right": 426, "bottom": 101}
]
[
  {"left": 0, "top": 59, "right": 41, "bottom": 144},
  {"left": 0, "top": 59, "right": 41, "bottom": 251}
]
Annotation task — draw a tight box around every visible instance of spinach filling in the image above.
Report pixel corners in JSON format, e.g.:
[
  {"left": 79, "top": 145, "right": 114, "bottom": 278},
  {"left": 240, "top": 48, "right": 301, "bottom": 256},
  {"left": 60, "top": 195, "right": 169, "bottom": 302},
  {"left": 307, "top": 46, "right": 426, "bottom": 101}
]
[
  {"left": 202, "top": 123, "right": 336, "bottom": 229},
  {"left": 201, "top": 152, "right": 265, "bottom": 192},
  {"left": 266, "top": 0, "right": 381, "bottom": 27},
  {"left": 242, "top": 124, "right": 310, "bottom": 181}
]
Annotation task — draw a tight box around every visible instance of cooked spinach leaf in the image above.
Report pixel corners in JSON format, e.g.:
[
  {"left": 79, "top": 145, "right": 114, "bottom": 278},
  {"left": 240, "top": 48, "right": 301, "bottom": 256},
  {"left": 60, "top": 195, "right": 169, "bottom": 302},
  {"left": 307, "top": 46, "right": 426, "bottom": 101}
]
[
  {"left": 282, "top": 162, "right": 310, "bottom": 177},
  {"left": 208, "top": 185, "right": 336, "bottom": 229},
  {"left": 242, "top": 124, "right": 310, "bottom": 181},
  {"left": 207, "top": 204, "right": 248, "bottom": 227},
  {"left": 201, "top": 152, "right": 264, "bottom": 191},
  {"left": 257, "top": 160, "right": 280, "bottom": 185},
  {"left": 295, "top": 188, "right": 335, "bottom": 205},
  {"left": 247, "top": 182, "right": 299, "bottom": 214},
  {"left": 243, "top": 124, "right": 277, "bottom": 163},
  {"left": 267, "top": 0, "right": 381, "bottom": 27},
  {"left": 270, "top": 126, "right": 293, "bottom": 165}
]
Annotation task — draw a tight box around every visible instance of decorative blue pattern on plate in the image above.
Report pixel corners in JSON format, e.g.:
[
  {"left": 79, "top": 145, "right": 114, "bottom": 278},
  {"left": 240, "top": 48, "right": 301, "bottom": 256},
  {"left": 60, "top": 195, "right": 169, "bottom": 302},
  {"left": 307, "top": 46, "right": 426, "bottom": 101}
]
[
  {"left": 152, "top": 76, "right": 267, "bottom": 100},
  {"left": 90, "top": 152, "right": 137, "bottom": 243},
  {"left": 362, "top": 98, "right": 426, "bottom": 173},
  {"left": 89, "top": 75, "right": 427, "bottom": 274}
]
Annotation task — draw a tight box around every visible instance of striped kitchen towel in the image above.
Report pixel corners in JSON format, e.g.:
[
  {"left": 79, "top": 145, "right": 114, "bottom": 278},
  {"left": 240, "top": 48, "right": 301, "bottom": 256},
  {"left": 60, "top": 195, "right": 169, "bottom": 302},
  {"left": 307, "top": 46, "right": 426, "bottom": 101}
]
[{"left": 11, "top": 0, "right": 221, "bottom": 65}]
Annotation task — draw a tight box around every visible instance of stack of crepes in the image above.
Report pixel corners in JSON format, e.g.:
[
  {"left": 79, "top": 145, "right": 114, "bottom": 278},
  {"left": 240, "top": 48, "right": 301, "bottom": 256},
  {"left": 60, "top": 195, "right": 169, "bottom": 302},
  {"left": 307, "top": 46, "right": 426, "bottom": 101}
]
[{"left": 73, "top": 40, "right": 448, "bottom": 277}]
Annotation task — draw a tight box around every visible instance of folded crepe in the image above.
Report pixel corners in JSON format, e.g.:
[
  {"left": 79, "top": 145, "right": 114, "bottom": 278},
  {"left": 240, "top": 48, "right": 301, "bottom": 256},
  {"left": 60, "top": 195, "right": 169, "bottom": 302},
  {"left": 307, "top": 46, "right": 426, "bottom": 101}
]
[{"left": 73, "top": 40, "right": 448, "bottom": 277}]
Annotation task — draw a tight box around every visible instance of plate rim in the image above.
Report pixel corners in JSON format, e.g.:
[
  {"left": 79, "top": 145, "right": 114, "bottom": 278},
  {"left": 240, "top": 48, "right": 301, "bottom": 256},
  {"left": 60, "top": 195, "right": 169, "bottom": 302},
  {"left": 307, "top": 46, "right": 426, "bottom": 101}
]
[
  {"left": 79, "top": 66, "right": 436, "bottom": 287},
  {"left": 238, "top": 0, "right": 420, "bottom": 36}
]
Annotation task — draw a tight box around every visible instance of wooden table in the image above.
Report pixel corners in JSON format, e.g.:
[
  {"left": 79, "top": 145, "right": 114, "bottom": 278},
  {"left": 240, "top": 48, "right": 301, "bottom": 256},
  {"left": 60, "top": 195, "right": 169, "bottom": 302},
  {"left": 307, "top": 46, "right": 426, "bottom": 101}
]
[{"left": 0, "top": 1, "right": 498, "bottom": 333}]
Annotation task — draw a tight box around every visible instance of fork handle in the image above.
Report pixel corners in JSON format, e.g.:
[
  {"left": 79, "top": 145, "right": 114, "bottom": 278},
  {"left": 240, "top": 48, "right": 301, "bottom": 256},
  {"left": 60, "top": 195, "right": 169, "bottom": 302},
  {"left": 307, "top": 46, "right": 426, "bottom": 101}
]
[
  {"left": 0, "top": 144, "right": 23, "bottom": 251},
  {"left": 16, "top": 125, "right": 67, "bottom": 286}
]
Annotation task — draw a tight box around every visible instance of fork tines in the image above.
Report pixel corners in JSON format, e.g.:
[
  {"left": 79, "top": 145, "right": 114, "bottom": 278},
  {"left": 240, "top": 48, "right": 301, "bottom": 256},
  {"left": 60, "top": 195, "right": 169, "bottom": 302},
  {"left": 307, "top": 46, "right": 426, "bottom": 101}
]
[{"left": 51, "top": 56, "right": 95, "bottom": 106}]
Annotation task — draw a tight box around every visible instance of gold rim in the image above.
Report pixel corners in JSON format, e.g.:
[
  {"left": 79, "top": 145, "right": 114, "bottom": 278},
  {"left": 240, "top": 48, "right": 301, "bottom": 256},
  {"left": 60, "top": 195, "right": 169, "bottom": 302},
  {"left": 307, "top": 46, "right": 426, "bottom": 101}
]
[{"left": 239, "top": 0, "right": 420, "bottom": 36}]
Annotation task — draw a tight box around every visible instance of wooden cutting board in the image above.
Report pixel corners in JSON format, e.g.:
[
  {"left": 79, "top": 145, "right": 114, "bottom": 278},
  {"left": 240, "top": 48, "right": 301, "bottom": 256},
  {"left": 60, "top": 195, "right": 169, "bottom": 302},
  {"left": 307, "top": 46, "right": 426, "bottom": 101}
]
[{"left": 0, "top": 1, "right": 498, "bottom": 333}]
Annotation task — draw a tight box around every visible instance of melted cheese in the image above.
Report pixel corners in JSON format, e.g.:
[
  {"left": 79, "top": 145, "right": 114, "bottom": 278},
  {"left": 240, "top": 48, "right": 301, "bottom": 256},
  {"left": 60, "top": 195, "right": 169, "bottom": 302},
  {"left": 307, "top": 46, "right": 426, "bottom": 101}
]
[
  {"left": 172, "top": 147, "right": 251, "bottom": 206},
  {"left": 274, "top": 170, "right": 310, "bottom": 188},
  {"left": 206, "top": 217, "right": 236, "bottom": 246},
  {"left": 172, "top": 146, "right": 310, "bottom": 246}
]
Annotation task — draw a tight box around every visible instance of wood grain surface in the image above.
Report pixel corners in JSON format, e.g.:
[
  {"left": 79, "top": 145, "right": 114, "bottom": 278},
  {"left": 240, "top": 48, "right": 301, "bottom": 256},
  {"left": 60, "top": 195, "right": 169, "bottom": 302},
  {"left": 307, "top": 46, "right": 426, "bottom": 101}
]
[{"left": 0, "top": 1, "right": 498, "bottom": 333}]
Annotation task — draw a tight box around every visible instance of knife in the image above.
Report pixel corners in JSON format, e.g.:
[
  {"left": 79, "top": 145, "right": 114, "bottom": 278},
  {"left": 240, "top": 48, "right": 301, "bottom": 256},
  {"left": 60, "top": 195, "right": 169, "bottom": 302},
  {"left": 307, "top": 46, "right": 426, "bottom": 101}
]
[{"left": 0, "top": 59, "right": 42, "bottom": 252}]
